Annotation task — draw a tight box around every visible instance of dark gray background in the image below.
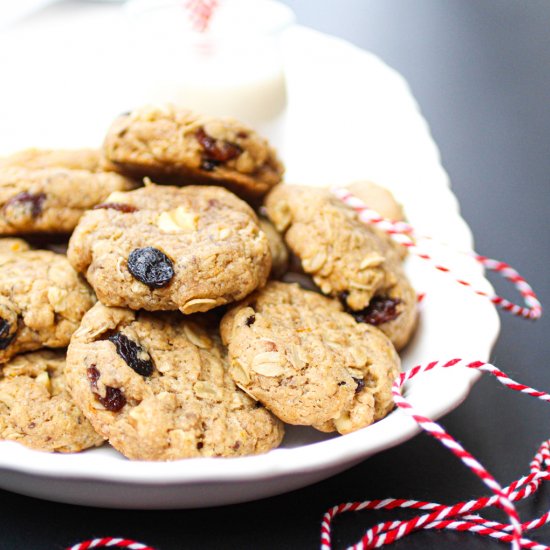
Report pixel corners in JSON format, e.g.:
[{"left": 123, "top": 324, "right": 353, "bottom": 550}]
[{"left": 1, "top": 1, "right": 550, "bottom": 549}]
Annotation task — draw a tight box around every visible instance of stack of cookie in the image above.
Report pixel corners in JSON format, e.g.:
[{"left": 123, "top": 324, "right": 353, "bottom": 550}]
[{"left": 0, "top": 104, "right": 416, "bottom": 460}]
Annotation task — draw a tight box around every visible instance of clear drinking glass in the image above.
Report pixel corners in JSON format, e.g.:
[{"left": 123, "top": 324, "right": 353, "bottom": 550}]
[{"left": 124, "top": 0, "right": 294, "bottom": 148}]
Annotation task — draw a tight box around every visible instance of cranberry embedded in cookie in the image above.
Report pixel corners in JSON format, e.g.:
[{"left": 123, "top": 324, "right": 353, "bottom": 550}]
[
  {"left": 265, "top": 184, "right": 417, "bottom": 350},
  {"left": 65, "top": 303, "right": 284, "bottom": 460},
  {"left": 102, "top": 105, "right": 284, "bottom": 201}
]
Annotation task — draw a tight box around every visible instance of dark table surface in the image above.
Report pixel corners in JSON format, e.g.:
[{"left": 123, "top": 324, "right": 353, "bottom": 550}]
[{"left": 1, "top": 1, "right": 550, "bottom": 549}]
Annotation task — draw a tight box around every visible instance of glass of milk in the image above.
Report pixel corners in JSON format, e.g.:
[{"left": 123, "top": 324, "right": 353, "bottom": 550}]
[{"left": 124, "top": 0, "right": 294, "bottom": 151}]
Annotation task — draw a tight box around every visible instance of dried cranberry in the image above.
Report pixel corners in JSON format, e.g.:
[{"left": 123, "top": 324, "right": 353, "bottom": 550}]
[
  {"left": 108, "top": 332, "right": 154, "bottom": 377},
  {"left": 245, "top": 314, "right": 256, "bottom": 326},
  {"left": 127, "top": 247, "right": 174, "bottom": 288},
  {"left": 86, "top": 365, "right": 100, "bottom": 390},
  {"left": 86, "top": 365, "right": 126, "bottom": 412},
  {"left": 93, "top": 202, "right": 138, "bottom": 213},
  {"left": 96, "top": 386, "right": 126, "bottom": 412},
  {"left": 195, "top": 127, "right": 242, "bottom": 167},
  {"left": 351, "top": 296, "right": 401, "bottom": 326},
  {"left": 353, "top": 377, "right": 365, "bottom": 394},
  {"left": 341, "top": 293, "right": 401, "bottom": 326},
  {"left": 195, "top": 128, "right": 216, "bottom": 152},
  {"left": 0, "top": 318, "right": 15, "bottom": 350},
  {"left": 4, "top": 192, "right": 46, "bottom": 218}
]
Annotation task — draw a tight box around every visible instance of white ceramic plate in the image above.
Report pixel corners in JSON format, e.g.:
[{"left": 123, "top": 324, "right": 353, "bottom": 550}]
[{"left": 0, "top": 14, "right": 500, "bottom": 508}]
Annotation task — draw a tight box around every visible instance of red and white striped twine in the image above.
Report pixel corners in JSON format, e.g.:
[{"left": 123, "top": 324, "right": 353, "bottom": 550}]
[
  {"left": 183, "top": 0, "right": 219, "bottom": 33},
  {"left": 68, "top": 538, "right": 155, "bottom": 550},
  {"left": 70, "top": 358, "right": 550, "bottom": 550},
  {"left": 321, "top": 358, "right": 550, "bottom": 550},
  {"left": 331, "top": 186, "right": 542, "bottom": 320}
]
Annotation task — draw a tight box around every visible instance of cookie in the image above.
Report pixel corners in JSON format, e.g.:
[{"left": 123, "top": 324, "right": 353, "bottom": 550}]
[
  {"left": 0, "top": 247, "right": 96, "bottom": 364},
  {"left": 221, "top": 282, "right": 400, "bottom": 434},
  {"left": 347, "top": 180, "right": 405, "bottom": 221},
  {"left": 265, "top": 185, "right": 417, "bottom": 350},
  {"left": 103, "top": 105, "right": 284, "bottom": 201},
  {"left": 65, "top": 303, "right": 284, "bottom": 460},
  {"left": 259, "top": 217, "right": 288, "bottom": 279},
  {"left": 68, "top": 183, "right": 271, "bottom": 314},
  {"left": 0, "top": 350, "right": 104, "bottom": 452},
  {"left": 0, "top": 148, "right": 103, "bottom": 173},
  {"left": 0, "top": 165, "right": 136, "bottom": 235}
]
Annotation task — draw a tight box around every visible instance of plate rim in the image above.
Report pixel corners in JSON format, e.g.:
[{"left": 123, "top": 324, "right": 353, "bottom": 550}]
[{"left": 0, "top": 24, "right": 500, "bottom": 495}]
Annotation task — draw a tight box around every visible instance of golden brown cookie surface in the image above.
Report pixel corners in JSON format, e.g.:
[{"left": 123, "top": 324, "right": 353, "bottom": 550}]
[
  {"left": 265, "top": 185, "right": 417, "bottom": 349},
  {"left": 258, "top": 217, "right": 288, "bottom": 279},
  {"left": 0, "top": 148, "right": 103, "bottom": 172},
  {"left": 66, "top": 303, "right": 284, "bottom": 460},
  {"left": 103, "top": 105, "right": 284, "bottom": 201},
  {"left": 0, "top": 350, "right": 104, "bottom": 452},
  {"left": 0, "top": 247, "right": 95, "bottom": 364},
  {"left": 347, "top": 180, "right": 405, "bottom": 221},
  {"left": 0, "top": 163, "right": 136, "bottom": 235},
  {"left": 68, "top": 183, "right": 271, "bottom": 314},
  {"left": 221, "top": 282, "right": 400, "bottom": 434}
]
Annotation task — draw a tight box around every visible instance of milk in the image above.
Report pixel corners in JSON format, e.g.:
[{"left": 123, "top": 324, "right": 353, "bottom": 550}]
[{"left": 125, "top": 0, "right": 294, "bottom": 150}]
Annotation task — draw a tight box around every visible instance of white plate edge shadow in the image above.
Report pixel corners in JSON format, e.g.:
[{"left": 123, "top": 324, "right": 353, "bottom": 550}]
[{"left": 0, "top": 25, "right": 500, "bottom": 504}]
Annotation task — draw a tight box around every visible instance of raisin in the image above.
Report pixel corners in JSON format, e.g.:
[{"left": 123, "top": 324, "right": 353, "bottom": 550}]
[
  {"left": 337, "top": 381, "right": 346, "bottom": 386},
  {"left": 127, "top": 247, "right": 174, "bottom": 288},
  {"left": 195, "top": 127, "right": 242, "bottom": 164},
  {"left": 86, "top": 365, "right": 100, "bottom": 391},
  {"left": 353, "top": 377, "right": 365, "bottom": 394},
  {"left": 245, "top": 314, "right": 256, "bottom": 326},
  {"left": 196, "top": 442, "right": 204, "bottom": 450},
  {"left": 349, "top": 296, "right": 401, "bottom": 326},
  {"left": 96, "top": 386, "right": 126, "bottom": 412},
  {"left": 108, "top": 332, "right": 154, "bottom": 377},
  {"left": 217, "top": 140, "right": 242, "bottom": 161},
  {"left": 0, "top": 318, "right": 15, "bottom": 350},
  {"left": 4, "top": 192, "right": 46, "bottom": 218},
  {"left": 93, "top": 202, "right": 138, "bottom": 213}
]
